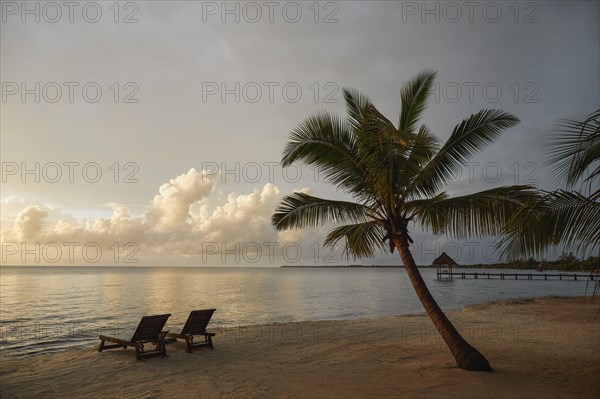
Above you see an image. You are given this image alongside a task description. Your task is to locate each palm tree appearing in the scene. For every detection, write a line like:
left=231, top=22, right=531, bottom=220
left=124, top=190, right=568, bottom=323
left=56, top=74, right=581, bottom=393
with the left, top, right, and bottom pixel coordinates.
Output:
left=271, top=70, right=540, bottom=371
left=499, top=109, right=600, bottom=259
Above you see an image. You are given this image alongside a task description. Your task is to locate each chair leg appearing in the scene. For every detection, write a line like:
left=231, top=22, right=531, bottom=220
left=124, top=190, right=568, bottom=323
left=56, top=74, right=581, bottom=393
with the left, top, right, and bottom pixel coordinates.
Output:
left=156, top=337, right=167, bottom=357
left=98, top=340, right=105, bottom=352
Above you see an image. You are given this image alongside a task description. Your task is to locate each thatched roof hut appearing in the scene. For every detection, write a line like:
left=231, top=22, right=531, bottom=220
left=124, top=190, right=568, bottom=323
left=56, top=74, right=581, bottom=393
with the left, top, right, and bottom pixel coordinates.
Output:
left=432, top=252, right=458, bottom=266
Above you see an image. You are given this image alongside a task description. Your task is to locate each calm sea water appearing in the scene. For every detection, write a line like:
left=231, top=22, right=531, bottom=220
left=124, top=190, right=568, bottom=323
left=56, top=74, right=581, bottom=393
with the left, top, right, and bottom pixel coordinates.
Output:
left=0, top=266, right=592, bottom=358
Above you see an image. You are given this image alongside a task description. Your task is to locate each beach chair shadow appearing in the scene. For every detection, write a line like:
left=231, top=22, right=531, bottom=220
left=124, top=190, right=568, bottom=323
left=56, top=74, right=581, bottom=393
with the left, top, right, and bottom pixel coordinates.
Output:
left=98, top=314, right=171, bottom=361
left=166, top=309, right=216, bottom=353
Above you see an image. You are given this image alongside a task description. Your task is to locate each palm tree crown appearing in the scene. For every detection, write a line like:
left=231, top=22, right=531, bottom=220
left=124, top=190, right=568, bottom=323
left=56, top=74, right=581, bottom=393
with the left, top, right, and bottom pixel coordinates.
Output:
left=273, top=70, right=538, bottom=259
left=272, top=70, right=541, bottom=371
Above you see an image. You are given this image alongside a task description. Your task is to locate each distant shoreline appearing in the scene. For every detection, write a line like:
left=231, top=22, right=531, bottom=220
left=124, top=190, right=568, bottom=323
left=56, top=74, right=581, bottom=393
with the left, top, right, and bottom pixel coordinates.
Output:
left=281, top=265, right=405, bottom=268
left=282, top=257, right=599, bottom=272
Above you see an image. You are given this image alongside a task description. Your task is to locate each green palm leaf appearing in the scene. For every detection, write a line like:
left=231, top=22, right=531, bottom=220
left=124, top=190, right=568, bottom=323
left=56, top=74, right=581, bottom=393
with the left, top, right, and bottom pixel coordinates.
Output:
left=281, top=112, right=377, bottom=201
left=357, top=103, right=410, bottom=200
left=397, top=125, right=440, bottom=199
left=409, top=110, right=520, bottom=198
left=547, top=190, right=600, bottom=252
left=272, top=192, right=371, bottom=231
left=500, top=109, right=600, bottom=259
left=343, top=88, right=371, bottom=129
left=499, top=190, right=600, bottom=259
left=324, top=221, right=387, bottom=259
left=399, top=70, right=437, bottom=134
left=547, top=109, right=599, bottom=190
left=410, top=185, right=540, bottom=239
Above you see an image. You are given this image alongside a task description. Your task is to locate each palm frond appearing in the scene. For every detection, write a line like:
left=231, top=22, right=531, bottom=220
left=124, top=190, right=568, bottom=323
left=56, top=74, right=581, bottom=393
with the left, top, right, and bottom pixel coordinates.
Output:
left=409, top=109, right=520, bottom=198
left=547, top=109, right=600, bottom=190
left=548, top=191, right=600, bottom=252
left=411, top=185, right=541, bottom=239
left=398, top=125, right=440, bottom=199
left=496, top=195, right=554, bottom=260
left=399, top=70, right=437, bottom=134
left=404, top=192, right=448, bottom=218
left=343, top=88, right=371, bottom=129
left=499, top=190, right=600, bottom=259
left=272, top=192, right=371, bottom=231
left=281, top=112, right=376, bottom=201
left=323, top=221, right=386, bottom=259
left=357, top=103, right=410, bottom=201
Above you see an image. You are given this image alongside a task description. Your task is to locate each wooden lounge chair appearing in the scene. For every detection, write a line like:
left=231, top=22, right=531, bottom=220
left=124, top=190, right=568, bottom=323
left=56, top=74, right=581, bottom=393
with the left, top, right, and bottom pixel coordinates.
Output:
left=98, top=314, right=171, bottom=361
left=166, top=309, right=216, bottom=353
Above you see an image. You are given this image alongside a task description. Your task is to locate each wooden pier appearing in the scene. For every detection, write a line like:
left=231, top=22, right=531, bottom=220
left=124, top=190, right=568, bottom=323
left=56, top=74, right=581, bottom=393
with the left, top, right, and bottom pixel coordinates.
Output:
left=436, top=270, right=597, bottom=281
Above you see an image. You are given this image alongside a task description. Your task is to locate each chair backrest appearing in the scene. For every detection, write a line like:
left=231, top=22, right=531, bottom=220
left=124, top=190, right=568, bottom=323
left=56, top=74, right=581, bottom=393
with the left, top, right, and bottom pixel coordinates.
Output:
left=181, top=309, right=216, bottom=335
left=130, top=314, right=171, bottom=343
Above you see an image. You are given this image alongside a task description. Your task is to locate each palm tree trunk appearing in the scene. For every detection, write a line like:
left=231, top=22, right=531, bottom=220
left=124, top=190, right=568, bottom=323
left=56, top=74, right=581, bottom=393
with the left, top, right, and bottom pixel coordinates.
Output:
left=393, top=237, right=493, bottom=371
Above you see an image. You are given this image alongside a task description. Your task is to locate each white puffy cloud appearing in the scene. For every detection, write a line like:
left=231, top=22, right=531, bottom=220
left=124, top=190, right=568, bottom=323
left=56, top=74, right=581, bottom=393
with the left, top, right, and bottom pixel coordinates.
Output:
left=146, top=168, right=215, bottom=232
left=194, top=183, right=280, bottom=243
left=13, top=205, right=48, bottom=240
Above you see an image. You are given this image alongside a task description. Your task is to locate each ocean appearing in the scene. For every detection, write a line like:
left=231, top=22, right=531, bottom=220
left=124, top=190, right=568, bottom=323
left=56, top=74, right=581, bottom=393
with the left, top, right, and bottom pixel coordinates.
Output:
left=0, top=266, right=591, bottom=358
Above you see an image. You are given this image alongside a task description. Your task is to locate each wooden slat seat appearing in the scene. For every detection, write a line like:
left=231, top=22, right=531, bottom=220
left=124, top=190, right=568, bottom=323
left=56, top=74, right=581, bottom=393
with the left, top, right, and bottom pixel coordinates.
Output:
left=166, top=309, right=216, bottom=353
left=98, top=314, right=171, bottom=361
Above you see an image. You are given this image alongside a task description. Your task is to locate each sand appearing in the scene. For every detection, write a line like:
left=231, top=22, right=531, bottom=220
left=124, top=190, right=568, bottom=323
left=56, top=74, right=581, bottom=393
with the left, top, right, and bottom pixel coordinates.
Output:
left=1, top=296, right=598, bottom=399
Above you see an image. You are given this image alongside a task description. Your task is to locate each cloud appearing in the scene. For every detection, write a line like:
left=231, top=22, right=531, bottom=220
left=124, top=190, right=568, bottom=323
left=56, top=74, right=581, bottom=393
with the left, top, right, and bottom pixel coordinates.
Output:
left=145, top=168, right=215, bottom=232
left=1, top=169, right=316, bottom=265
left=194, top=182, right=280, bottom=243
left=13, top=205, right=48, bottom=240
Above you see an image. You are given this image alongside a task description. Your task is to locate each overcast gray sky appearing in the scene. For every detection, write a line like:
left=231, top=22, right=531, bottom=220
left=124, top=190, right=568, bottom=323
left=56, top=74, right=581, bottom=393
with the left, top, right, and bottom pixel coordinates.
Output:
left=1, top=0, right=598, bottom=266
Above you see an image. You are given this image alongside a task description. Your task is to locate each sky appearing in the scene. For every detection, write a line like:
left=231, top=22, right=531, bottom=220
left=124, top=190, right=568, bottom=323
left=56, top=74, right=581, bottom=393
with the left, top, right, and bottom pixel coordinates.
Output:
left=1, top=0, right=599, bottom=266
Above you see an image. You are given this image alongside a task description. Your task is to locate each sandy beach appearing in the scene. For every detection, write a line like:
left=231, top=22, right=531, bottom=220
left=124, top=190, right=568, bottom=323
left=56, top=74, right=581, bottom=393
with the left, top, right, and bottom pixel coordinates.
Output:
left=1, top=296, right=598, bottom=399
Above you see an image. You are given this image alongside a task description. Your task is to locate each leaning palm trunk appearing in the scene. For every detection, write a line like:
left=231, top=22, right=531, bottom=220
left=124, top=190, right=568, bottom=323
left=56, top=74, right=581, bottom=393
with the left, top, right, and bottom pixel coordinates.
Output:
left=394, top=237, right=492, bottom=371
